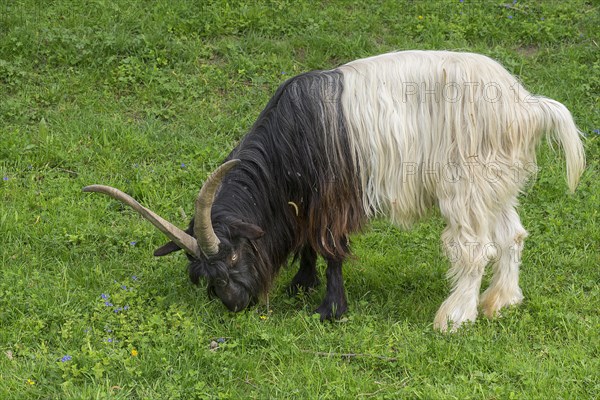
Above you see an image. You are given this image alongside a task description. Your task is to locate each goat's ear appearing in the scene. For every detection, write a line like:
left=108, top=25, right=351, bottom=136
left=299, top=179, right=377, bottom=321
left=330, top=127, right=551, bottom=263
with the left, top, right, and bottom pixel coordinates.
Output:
left=230, top=219, right=265, bottom=240
left=154, top=241, right=182, bottom=256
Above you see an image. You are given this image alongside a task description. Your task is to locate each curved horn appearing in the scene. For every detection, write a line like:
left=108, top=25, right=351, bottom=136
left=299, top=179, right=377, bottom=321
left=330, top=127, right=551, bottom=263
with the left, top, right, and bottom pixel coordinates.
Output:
left=83, top=185, right=200, bottom=258
left=195, top=159, right=241, bottom=256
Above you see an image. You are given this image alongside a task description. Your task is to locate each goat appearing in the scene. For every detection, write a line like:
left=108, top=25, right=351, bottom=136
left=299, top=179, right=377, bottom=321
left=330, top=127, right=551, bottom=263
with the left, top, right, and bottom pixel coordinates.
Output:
left=84, top=50, right=585, bottom=331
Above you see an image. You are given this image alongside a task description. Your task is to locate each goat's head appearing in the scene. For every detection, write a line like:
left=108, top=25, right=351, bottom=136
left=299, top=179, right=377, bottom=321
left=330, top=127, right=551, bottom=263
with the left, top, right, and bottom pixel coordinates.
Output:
left=84, top=159, right=265, bottom=313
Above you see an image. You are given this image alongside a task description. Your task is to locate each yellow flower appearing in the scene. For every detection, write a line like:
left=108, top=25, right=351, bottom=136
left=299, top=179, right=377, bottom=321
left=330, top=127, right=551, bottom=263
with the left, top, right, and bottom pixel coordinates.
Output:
left=26, top=379, right=35, bottom=385
left=259, top=315, right=268, bottom=320
left=131, top=349, right=138, bottom=357
left=418, top=15, right=424, bottom=20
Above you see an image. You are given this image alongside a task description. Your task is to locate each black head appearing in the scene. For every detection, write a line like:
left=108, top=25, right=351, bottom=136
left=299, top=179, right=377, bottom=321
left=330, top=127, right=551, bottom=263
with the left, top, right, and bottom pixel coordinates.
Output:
left=155, top=217, right=265, bottom=312
left=85, top=159, right=267, bottom=313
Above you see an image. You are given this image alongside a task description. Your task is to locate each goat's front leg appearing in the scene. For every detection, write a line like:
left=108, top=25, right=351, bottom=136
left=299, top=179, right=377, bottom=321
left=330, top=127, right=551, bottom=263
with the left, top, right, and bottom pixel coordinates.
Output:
left=315, top=257, right=348, bottom=320
left=288, top=246, right=320, bottom=296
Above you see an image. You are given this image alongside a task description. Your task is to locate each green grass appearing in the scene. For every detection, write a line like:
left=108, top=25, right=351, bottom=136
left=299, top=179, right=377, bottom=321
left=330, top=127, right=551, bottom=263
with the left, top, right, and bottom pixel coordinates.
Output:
left=1, top=0, right=598, bottom=398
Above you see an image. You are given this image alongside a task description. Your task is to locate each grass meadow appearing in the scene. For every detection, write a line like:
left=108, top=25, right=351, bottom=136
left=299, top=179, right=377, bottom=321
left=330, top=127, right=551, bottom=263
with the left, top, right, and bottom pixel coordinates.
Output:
left=1, top=0, right=598, bottom=398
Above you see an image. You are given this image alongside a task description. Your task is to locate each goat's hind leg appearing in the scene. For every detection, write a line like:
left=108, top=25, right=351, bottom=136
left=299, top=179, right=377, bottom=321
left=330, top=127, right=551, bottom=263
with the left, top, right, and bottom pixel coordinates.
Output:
left=288, top=246, right=320, bottom=296
left=480, top=207, right=527, bottom=318
left=434, top=226, right=490, bottom=332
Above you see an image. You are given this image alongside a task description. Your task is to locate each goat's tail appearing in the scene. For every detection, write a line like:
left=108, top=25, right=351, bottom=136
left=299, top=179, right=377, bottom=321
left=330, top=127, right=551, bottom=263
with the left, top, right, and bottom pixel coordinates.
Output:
left=537, top=98, right=586, bottom=192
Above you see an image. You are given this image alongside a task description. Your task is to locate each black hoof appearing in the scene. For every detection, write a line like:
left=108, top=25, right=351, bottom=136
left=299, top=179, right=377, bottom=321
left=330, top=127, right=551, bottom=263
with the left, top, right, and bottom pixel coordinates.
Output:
left=315, top=299, right=347, bottom=321
left=288, top=276, right=320, bottom=297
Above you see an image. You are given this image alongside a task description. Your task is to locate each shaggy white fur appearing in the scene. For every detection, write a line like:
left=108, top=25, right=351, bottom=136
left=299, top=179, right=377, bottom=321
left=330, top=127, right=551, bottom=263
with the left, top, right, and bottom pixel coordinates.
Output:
left=338, top=50, right=585, bottom=331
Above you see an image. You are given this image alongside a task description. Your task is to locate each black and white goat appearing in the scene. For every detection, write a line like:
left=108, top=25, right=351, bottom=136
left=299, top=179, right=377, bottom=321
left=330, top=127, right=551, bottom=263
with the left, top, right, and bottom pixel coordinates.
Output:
left=85, top=50, right=585, bottom=331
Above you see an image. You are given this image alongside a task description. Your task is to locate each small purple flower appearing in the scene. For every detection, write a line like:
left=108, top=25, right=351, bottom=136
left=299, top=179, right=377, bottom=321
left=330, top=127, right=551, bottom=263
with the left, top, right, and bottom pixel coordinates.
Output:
left=104, top=301, right=113, bottom=307
left=101, top=293, right=109, bottom=300
left=130, top=241, right=137, bottom=246
left=114, top=307, right=123, bottom=313
left=593, top=129, right=600, bottom=135
left=540, top=17, right=545, bottom=21
left=180, top=163, right=186, bottom=168
left=60, top=355, right=72, bottom=362
left=281, top=71, right=286, bottom=75
left=3, top=177, right=8, bottom=181
left=121, top=285, right=127, bottom=290
left=124, top=305, right=130, bottom=310
left=132, top=275, right=138, bottom=281
left=508, top=15, right=513, bottom=19
left=217, top=337, right=226, bottom=343
left=107, top=338, right=113, bottom=343
left=459, top=0, right=463, bottom=2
